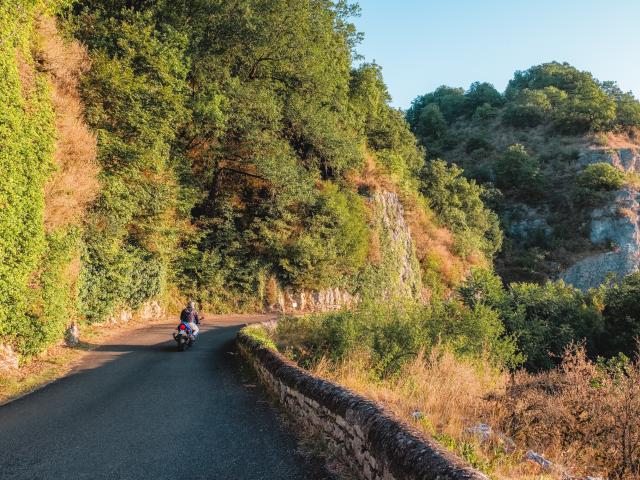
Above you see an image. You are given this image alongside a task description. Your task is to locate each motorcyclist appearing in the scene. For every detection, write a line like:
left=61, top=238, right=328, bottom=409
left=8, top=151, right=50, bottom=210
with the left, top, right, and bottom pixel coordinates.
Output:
left=180, top=301, right=200, bottom=337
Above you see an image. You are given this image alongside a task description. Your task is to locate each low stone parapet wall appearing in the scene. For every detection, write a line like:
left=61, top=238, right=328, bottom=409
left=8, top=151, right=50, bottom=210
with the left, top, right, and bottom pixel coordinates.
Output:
left=237, top=329, right=488, bottom=480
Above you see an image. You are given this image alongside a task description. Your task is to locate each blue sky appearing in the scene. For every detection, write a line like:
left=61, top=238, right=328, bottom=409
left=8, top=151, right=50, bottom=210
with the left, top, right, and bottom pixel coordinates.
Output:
left=352, top=0, right=640, bottom=108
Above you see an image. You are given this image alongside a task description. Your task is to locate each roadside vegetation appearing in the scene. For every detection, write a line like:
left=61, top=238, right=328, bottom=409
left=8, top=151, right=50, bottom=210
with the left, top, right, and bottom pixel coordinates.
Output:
left=2, top=0, right=498, bottom=365
left=252, top=270, right=640, bottom=478
left=4, top=2, right=640, bottom=478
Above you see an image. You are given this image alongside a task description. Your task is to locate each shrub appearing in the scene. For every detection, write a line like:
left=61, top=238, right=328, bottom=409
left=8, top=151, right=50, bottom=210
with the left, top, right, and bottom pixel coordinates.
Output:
left=577, top=162, right=624, bottom=191
left=601, top=272, right=640, bottom=357
left=494, top=144, right=546, bottom=200
left=273, top=300, right=521, bottom=378
left=492, top=345, right=640, bottom=479
left=464, top=136, right=493, bottom=154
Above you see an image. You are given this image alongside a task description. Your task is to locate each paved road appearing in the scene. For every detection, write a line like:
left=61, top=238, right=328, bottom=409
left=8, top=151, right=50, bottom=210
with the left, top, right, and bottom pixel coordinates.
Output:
left=0, top=316, right=330, bottom=480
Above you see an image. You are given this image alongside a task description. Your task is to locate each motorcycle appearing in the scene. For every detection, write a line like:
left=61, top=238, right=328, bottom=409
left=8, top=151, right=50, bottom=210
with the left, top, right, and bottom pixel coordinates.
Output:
left=173, top=321, right=197, bottom=351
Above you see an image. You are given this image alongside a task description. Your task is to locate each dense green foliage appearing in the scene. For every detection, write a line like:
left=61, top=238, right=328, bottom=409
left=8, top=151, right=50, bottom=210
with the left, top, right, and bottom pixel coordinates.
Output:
left=577, top=162, right=625, bottom=191
left=459, top=268, right=608, bottom=371
left=69, top=6, right=190, bottom=320
left=274, top=300, right=522, bottom=378
left=64, top=0, right=493, bottom=317
left=407, top=62, right=640, bottom=284
left=4, top=0, right=500, bottom=359
left=4, top=2, right=639, bottom=376
left=61, top=0, right=410, bottom=315
left=0, top=0, right=81, bottom=357
left=420, top=160, right=501, bottom=257
left=601, top=272, right=640, bottom=358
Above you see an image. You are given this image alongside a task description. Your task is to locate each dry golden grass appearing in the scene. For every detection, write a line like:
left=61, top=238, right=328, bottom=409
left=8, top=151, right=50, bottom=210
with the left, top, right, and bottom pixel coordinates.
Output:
left=596, top=130, right=640, bottom=150
left=302, top=342, right=640, bottom=479
left=35, top=16, right=99, bottom=231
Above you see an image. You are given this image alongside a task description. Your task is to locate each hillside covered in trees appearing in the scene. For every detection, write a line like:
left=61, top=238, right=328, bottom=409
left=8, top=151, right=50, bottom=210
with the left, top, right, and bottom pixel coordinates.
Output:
left=1, top=0, right=500, bottom=361
left=4, top=1, right=640, bottom=477
left=4, top=0, right=640, bottom=374
left=407, top=62, right=640, bottom=284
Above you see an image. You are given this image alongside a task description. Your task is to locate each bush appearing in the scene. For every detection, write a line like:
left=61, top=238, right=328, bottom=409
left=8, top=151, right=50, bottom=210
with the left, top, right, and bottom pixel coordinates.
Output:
left=494, top=144, right=546, bottom=200
left=273, top=300, right=522, bottom=378
left=601, top=272, right=640, bottom=357
left=492, top=346, right=640, bottom=479
left=577, top=162, right=625, bottom=191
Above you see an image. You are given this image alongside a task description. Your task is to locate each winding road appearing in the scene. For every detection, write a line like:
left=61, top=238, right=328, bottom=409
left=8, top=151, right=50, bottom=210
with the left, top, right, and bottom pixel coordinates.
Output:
left=0, top=316, right=330, bottom=480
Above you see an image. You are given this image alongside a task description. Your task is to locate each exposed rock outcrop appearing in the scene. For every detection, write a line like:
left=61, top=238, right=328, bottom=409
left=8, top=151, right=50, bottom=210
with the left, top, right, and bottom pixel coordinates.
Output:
left=561, top=187, right=640, bottom=289
left=0, top=344, right=19, bottom=373
left=271, top=190, right=422, bottom=313
left=560, top=146, right=640, bottom=289
left=139, top=300, right=163, bottom=321
left=504, top=204, right=552, bottom=239
left=579, top=148, right=640, bottom=173
left=370, top=191, right=422, bottom=299
left=275, top=287, right=358, bottom=313
left=106, top=300, right=163, bottom=324
left=64, top=323, right=79, bottom=347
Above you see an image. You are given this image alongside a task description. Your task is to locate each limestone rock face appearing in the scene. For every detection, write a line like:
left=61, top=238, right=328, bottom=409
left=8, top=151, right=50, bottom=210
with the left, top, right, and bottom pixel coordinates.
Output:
left=579, top=147, right=640, bottom=173
left=271, top=190, right=422, bottom=313
left=139, top=300, right=163, bottom=321
left=64, top=323, right=80, bottom=347
left=560, top=146, right=640, bottom=289
left=504, top=204, right=552, bottom=240
left=371, top=191, right=422, bottom=299
left=561, top=187, right=640, bottom=289
left=0, top=344, right=19, bottom=373
left=107, top=308, right=132, bottom=324
left=276, top=287, right=358, bottom=313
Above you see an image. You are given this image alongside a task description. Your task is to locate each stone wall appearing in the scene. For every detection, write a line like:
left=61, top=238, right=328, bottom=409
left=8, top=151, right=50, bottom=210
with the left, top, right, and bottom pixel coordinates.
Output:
left=237, top=330, right=488, bottom=480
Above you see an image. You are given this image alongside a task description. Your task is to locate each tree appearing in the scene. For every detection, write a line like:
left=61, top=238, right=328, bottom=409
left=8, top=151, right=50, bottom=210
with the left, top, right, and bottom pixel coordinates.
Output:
left=503, top=89, right=552, bottom=127
left=501, top=281, right=603, bottom=371
left=406, top=85, right=466, bottom=127
left=465, top=81, right=504, bottom=115
left=421, top=160, right=503, bottom=257
left=416, top=104, right=447, bottom=142
left=601, top=272, right=640, bottom=357
left=494, top=144, right=545, bottom=199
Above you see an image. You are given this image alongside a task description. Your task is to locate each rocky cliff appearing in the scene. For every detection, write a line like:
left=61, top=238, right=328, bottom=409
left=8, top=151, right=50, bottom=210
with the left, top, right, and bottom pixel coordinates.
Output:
left=561, top=148, right=640, bottom=289
left=272, top=190, right=422, bottom=313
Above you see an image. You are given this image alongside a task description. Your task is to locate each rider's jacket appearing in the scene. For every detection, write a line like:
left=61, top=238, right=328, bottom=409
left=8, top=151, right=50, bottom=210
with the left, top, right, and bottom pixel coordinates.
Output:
left=180, top=307, right=200, bottom=325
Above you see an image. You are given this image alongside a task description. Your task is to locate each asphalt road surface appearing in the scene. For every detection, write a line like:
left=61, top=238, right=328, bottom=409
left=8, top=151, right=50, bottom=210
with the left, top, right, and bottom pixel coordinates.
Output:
left=0, top=316, right=331, bottom=480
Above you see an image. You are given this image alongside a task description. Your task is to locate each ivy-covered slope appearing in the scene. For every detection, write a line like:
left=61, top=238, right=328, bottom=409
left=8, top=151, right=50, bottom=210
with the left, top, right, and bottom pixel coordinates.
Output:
left=0, top=0, right=91, bottom=358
